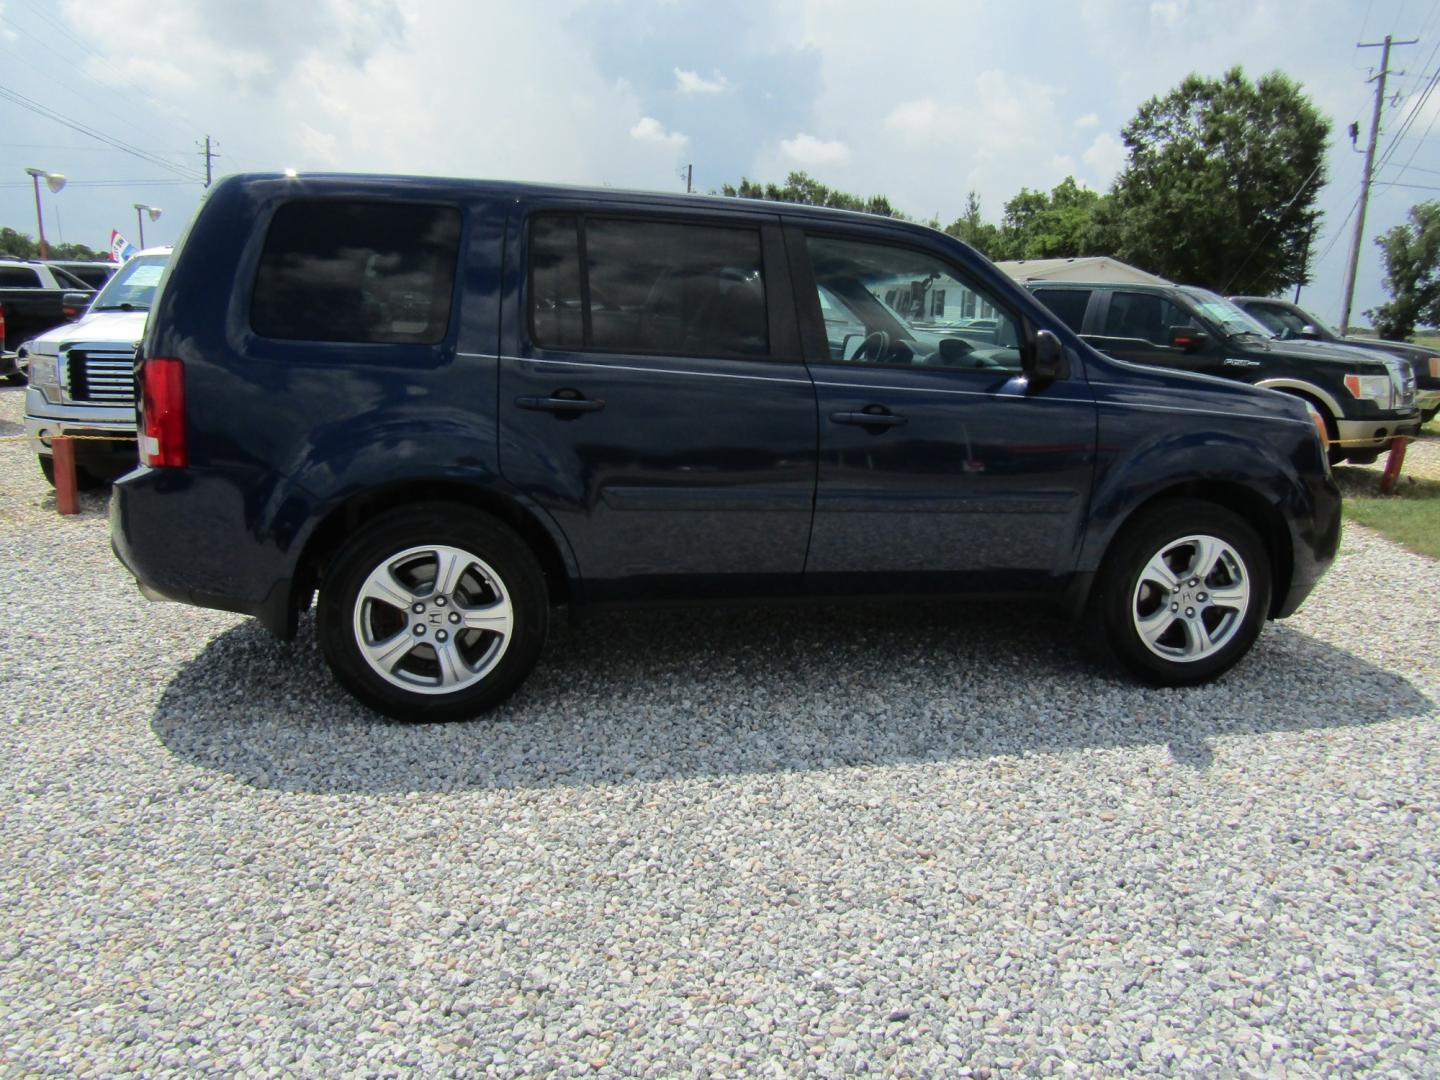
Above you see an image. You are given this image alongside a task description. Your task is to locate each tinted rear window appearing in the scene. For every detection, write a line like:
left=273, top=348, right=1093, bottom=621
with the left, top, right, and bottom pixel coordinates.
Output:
left=0, top=266, right=40, bottom=287
left=1030, top=288, right=1089, bottom=333
left=529, top=215, right=768, bottom=358
left=251, top=201, right=461, bottom=344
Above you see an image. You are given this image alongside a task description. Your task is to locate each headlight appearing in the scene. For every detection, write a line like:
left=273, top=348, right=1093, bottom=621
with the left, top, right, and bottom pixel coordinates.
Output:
left=27, top=350, right=60, bottom=393
left=1429, top=356, right=1439, bottom=379
left=1344, top=372, right=1393, bottom=408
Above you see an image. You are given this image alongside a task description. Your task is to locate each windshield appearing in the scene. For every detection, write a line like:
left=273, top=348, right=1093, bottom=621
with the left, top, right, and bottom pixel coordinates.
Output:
left=91, top=253, right=168, bottom=311
left=1181, top=287, right=1276, bottom=338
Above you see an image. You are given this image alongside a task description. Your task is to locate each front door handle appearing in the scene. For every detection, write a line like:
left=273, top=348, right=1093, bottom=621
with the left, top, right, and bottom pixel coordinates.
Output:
left=829, top=407, right=906, bottom=429
left=516, top=393, right=606, bottom=414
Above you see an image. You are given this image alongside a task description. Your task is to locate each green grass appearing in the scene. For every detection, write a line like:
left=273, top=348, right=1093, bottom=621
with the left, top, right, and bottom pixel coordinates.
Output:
left=1336, top=416, right=1440, bottom=560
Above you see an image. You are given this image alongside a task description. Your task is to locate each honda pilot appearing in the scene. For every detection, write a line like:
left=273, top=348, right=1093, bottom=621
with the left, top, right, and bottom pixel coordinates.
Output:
left=111, top=175, right=1341, bottom=720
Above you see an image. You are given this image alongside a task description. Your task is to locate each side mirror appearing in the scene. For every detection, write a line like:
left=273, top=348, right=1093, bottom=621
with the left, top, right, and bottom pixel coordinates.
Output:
left=61, top=291, right=91, bottom=320
left=1168, top=326, right=1209, bottom=353
left=1299, top=324, right=1322, bottom=340
left=1024, top=328, right=1066, bottom=382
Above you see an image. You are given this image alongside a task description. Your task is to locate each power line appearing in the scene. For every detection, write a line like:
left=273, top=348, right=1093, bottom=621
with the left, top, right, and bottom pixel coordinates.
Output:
left=0, top=82, right=205, bottom=181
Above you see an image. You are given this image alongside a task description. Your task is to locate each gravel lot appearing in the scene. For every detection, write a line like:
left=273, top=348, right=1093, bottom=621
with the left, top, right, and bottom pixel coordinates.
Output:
left=2, top=385, right=1438, bottom=1077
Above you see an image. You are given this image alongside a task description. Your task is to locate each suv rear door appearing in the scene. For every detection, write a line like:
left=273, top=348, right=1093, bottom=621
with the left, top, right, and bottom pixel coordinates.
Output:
left=789, top=221, right=1096, bottom=593
left=497, top=202, right=817, bottom=602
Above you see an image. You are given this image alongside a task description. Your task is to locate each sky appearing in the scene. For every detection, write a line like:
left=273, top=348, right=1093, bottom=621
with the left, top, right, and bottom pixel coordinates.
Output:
left=1, top=0, right=1437, bottom=328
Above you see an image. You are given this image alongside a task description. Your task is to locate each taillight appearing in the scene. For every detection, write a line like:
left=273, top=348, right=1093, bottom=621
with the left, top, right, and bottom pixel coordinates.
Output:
left=1429, top=356, right=1440, bottom=379
left=140, top=357, right=187, bottom=468
left=0, top=302, right=6, bottom=345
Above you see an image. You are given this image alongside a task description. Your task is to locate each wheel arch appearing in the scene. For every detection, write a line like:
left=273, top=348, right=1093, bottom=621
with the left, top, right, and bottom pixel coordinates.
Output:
left=1255, top=378, right=1342, bottom=434
left=289, top=480, right=577, bottom=633
left=1086, top=480, right=1293, bottom=620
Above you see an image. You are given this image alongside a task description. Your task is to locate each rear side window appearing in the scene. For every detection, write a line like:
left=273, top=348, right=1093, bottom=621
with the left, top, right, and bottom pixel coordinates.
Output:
left=529, top=215, right=768, bottom=358
left=1031, top=288, right=1090, bottom=333
left=252, top=201, right=461, bottom=344
left=49, top=266, right=89, bottom=290
left=0, top=266, right=40, bottom=287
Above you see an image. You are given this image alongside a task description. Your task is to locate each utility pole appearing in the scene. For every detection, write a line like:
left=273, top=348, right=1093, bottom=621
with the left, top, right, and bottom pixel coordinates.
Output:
left=1339, top=34, right=1417, bottom=333
left=199, top=135, right=219, bottom=188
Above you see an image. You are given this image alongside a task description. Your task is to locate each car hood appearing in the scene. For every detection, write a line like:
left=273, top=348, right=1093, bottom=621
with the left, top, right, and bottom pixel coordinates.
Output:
left=24, top=309, right=149, bottom=353
left=1339, top=335, right=1435, bottom=362
left=1244, top=335, right=1396, bottom=370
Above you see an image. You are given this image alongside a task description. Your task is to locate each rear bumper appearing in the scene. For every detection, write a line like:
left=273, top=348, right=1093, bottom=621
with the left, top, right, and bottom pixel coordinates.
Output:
left=110, top=466, right=298, bottom=637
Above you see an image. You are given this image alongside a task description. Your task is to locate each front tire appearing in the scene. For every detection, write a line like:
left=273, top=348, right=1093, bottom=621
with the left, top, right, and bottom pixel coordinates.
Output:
left=1091, top=499, right=1271, bottom=686
left=317, top=504, right=549, bottom=721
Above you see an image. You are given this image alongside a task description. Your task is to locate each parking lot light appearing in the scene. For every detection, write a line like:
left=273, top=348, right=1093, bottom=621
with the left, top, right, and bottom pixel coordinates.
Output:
left=24, top=167, right=66, bottom=260
left=133, top=204, right=162, bottom=249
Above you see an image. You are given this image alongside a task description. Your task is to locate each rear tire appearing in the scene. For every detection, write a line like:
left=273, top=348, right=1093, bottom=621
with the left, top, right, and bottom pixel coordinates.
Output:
left=1423, top=406, right=1438, bottom=424
left=317, top=504, right=549, bottom=721
left=1090, top=499, right=1271, bottom=686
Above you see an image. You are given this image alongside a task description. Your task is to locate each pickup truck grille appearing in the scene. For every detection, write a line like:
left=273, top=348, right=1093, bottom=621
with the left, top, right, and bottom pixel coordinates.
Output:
left=64, top=347, right=136, bottom=405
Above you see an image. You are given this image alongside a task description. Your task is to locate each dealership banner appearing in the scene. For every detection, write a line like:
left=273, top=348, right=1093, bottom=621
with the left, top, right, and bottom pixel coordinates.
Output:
left=110, top=230, right=137, bottom=263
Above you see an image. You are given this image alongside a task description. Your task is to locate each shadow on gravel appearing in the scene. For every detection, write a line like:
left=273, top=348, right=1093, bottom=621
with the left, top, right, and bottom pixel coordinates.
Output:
left=150, top=603, right=1435, bottom=794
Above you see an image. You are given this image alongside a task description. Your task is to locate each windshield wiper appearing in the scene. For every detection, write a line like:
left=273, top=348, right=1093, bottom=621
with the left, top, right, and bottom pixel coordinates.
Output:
left=92, top=302, right=150, bottom=312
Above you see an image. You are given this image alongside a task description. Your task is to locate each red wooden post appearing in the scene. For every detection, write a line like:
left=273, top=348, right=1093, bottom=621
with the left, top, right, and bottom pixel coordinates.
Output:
left=52, top=437, right=79, bottom=515
left=1379, top=436, right=1408, bottom=495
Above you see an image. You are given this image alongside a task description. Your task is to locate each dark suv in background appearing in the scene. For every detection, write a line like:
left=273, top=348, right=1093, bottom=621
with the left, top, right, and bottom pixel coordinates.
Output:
left=1026, top=281, right=1420, bottom=464
left=111, top=175, right=1340, bottom=720
left=1230, top=295, right=1440, bottom=424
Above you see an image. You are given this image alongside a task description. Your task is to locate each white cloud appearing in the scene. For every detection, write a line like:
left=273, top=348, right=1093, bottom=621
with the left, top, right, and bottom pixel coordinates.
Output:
left=779, top=132, right=850, bottom=166
left=674, top=67, right=733, bottom=94
left=1081, top=131, right=1127, bottom=184
left=629, top=116, right=688, bottom=150
left=1150, top=0, right=1188, bottom=27
left=884, top=71, right=1060, bottom=160
left=1074, top=112, right=1099, bottom=129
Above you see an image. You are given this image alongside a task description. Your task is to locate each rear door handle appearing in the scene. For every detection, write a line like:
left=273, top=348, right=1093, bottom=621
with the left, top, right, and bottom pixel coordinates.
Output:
left=516, top=394, right=606, bottom=414
left=829, top=408, right=906, bottom=428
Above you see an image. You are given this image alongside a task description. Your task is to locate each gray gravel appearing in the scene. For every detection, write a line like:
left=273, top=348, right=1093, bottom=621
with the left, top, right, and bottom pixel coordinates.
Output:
left=2, top=384, right=1438, bottom=1077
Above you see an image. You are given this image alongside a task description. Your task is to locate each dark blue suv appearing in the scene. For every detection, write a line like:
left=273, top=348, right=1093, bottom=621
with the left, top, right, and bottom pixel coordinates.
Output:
left=111, top=174, right=1341, bottom=720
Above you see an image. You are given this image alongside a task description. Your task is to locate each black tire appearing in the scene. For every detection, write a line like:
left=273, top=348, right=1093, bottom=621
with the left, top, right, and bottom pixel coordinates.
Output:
left=317, top=504, right=549, bottom=721
left=1345, top=450, right=1380, bottom=466
left=37, top=454, right=108, bottom=491
left=3, top=370, right=25, bottom=386
left=1089, top=499, right=1272, bottom=686
left=1423, top=406, right=1438, bottom=425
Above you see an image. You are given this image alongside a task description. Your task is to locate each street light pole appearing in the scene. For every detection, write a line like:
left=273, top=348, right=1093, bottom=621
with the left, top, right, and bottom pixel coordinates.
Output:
left=133, top=204, right=162, bottom=249
left=24, top=167, right=66, bottom=259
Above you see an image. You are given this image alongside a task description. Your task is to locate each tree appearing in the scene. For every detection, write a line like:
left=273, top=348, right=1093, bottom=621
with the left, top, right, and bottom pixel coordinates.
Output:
left=943, top=191, right=1002, bottom=257
left=720, top=171, right=901, bottom=218
left=1365, top=201, right=1440, bottom=339
left=1108, top=67, right=1329, bottom=294
left=0, top=227, right=39, bottom=260
left=0, top=228, right=104, bottom=261
left=994, top=177, right=1110, bottom=260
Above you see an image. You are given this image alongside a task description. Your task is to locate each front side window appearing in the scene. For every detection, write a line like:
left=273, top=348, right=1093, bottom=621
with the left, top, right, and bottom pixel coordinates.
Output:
left=1103, top=291, right=1193, bottom=346
left=252, top=201, right=462, bottom=344
left=528, top=215, right=768, bottom=358
left=1243, top=303, right=1310, bottom=339
left=804, top=235, right=1024, bottom=372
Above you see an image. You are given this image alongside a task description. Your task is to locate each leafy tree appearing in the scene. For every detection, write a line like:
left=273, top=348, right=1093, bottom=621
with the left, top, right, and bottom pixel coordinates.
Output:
left=720, top=171, right=901, bottom=218
left=1365, top=201, right=1440, bottom=339
left=944, top=191, right=1002, bottom=257
left=995, top=177, right=1110, bottom=260
left=0, top=228, right=104, bottom=261
left=0, top=227, right=39, bottom=259
left=1109, top=67, right=1329, bottom=294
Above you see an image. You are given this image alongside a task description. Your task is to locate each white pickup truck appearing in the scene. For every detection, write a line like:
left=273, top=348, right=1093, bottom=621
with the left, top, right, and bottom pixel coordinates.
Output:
left=22, top=248, right=170, bottom=487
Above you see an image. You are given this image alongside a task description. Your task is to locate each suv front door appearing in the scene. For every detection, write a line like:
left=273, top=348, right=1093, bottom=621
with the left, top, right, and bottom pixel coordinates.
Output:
left=498, top=206, right=817, bottom=602
left=790, top=224, right=1097, bottom=593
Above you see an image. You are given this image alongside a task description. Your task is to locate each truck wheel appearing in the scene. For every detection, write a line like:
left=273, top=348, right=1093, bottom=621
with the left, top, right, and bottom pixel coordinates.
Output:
left=1423, top=406, right=1438, bottom=424
left=1091, top=499, right=1271, bottom=686
left=317, top=504, right=550, bottom=721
